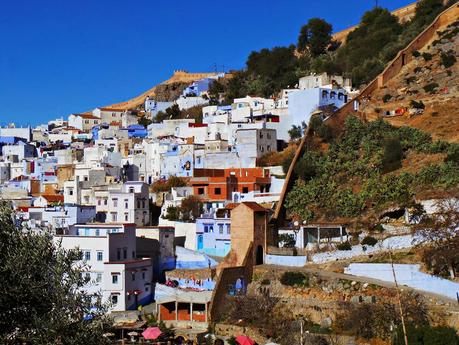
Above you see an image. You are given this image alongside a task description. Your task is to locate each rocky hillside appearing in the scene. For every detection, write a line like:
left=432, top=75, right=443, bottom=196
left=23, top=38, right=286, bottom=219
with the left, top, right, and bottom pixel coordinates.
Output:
left=101, top=70, right=221, bottom=111
left=363, top=19, right=459, bottom=142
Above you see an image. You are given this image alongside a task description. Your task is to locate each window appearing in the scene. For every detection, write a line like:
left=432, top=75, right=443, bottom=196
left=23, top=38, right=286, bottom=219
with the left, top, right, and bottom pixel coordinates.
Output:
left=112, top=198, right=118, bottom=207
left=242, top=187, right=249, bottom=193
left=226, top=224, right=231, bottom=234
left=123, top=248, right=127, bottom=260
left=124, top=199, right=129, bottom=208
left=267, top=145, right=271, bottom=152
left=215, top=187, right=221, bottom=195
left=84, top=250, right=91, bottom=261
left=198, top=188, right=205, bottom=195
left=97, top=199, right=101, bottom=206
left=209, top=226, right=214, bottom=233
left=68, top=189, right=74, bottom=196
left=97, top=251, right=103, bottom=261
left=142, top=200, right=145, bottom=208
left=96, top=273, right=102, bottom=283
left=132, top=251, right=135, bottom=259
left=204, top=225, right=209, bottom=233
left=104, top=199, right=108, bottom=206
left=117, top=248, right=121, bottom=260
left=129, top=187, right=134, bottom=193
left=111, top=212, right=117, bottom=222
left=112, top=275, right=119, bottom=284
left=137, top=200, right=141, bottom=208
left=95, top=229, right=100, bottom=236
left=85, top=272, right=90, bottom=280
left=111, top=295, right=118, bottom=305
left=142, top=272, right=145, bottom=280
left=124, top=213, right=129, bottom=222
left=218, top=224, right=223, bottom=234
left=131, top=272, right=135, bottom=281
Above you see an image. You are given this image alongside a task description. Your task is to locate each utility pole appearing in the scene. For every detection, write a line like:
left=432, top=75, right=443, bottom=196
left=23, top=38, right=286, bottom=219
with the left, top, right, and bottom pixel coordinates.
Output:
left=389, top=250, right=409, bottom=345
left=300, top=318, right=304, bottom=345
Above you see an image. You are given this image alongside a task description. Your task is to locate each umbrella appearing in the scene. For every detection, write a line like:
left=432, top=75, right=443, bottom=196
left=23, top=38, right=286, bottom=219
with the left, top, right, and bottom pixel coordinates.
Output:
left=142, top=327, right=162, bottom=340
left=236, top=335, right=256, bottom=345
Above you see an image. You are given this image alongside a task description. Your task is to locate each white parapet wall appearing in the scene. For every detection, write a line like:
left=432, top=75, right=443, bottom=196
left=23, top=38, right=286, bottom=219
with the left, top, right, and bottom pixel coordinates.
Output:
left=345, top=263, right=459, bottom=300
left=265, top=254, right=308, bottom=267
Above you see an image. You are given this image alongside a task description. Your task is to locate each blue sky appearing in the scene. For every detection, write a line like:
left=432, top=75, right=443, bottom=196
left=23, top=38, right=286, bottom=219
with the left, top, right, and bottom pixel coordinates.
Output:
left=0, top=0, right=413, bottom=126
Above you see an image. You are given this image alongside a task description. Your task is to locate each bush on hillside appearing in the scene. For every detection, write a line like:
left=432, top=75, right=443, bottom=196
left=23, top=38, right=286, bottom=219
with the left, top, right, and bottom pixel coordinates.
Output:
left=382, top=94, right=392, bottom=103
left=381, top=137, right=403, bottom=173
left=440, top=51, right=457, bottom=68
left=361, top=236, right=378, bottom=246
left=337, top=242, right=352, bottom=251
left=392, top=322, right=459, bottom=345
left=421, top=52, right=433, bottom=61
left=423, top=82, right=439, bottom=93
left=280, top=271, right=309, bottom=287
left=410, top=100, right=425, bottom=109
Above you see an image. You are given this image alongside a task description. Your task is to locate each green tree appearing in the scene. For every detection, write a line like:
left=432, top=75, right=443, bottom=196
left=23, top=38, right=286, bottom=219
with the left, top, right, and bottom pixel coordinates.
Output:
left=297, top=18, right=333, bottom=56
left=180, top=195, right=204, bottom=222
left=0, top=201, right=111, bottom=344
left=336, top=7, right=402, bottom=85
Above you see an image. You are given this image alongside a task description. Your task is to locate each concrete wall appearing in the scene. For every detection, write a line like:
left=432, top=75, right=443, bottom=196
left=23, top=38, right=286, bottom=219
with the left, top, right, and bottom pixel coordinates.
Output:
left=265, top=254, right=308, bottom=267
left=345, top=263, right=459, bottom=300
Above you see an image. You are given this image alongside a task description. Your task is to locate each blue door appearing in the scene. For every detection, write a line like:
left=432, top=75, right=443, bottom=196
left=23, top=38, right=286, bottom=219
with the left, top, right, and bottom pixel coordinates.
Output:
left=224, top=242, right=231, bottom=255
left=197, top=235, right=204, bottom=250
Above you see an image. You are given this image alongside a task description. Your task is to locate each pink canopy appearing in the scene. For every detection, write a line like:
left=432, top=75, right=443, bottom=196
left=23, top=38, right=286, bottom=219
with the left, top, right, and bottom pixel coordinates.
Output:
left=236, top=335, right=256, bottom=345
left=142, top=327, right=162, bottom=340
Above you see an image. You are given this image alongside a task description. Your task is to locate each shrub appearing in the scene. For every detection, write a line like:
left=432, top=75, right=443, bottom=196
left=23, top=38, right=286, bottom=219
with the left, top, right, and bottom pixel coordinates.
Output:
left=280, top=271, right=309, bottom=287
left=410, top=100, right=425, bottom=109
left=382, top=94, right=392, bottom=103
left=411, top=50, right=420, bottom=57
left=445, top=145, right=459, bottom=164
left=382, top=137, right=403, bottom=173
left=422, top=52, right=433, bottom=61
left=260, top=278, right=271, bottom=285
left=361, top=236, right=378, bottom=246
left=337, top=242, right=352, bottom=251
left=374, top=224, right=385, bottom=232
left=423, top=82, right=439, bottom=94
left=405, top=76, right=416, bottom=84
left=392, top=323, right=459, bottom=345
left=440, top=51, right=457, bottom=68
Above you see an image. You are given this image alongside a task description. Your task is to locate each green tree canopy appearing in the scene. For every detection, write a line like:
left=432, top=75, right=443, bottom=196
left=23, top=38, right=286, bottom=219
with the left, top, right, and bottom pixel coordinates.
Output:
left=297, top=18, right=333, bottom=56
left=0, top=202, right=111, bottom=344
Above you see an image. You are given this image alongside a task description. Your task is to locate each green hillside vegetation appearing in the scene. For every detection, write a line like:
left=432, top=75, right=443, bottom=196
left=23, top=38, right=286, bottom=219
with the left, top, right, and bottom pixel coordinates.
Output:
left=208, top=0, right=457, bottom=101
left=284, top=116, right=459, bottom=223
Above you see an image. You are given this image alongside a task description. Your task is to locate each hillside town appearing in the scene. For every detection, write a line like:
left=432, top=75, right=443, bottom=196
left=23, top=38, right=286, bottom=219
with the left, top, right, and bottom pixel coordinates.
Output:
left=1, top=1, right=459, bottom=345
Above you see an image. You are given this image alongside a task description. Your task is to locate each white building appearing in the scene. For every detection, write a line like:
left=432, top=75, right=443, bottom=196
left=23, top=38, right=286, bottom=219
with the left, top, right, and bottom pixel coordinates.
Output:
left=299, top=73, right=353, bottom=93
left=235, top=127, right=277, bottom=160
left=0, top=126, right=32, bottom=142
left=68, top=114, right=101, bottom=132
left=55, top=223, right=153, bottom=311
left=95, top=181, right=150, bottom=226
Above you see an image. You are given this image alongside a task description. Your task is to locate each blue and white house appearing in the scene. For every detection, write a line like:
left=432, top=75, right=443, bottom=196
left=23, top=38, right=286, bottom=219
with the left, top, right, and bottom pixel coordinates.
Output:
left=195, top=208, right=231, bottom=257
left=288, top=87, right=348, bottom=127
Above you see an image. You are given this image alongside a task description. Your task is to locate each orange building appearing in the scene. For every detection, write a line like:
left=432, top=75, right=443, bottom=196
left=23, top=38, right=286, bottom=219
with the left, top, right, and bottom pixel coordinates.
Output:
left=189, top=168, right=271, bottom=202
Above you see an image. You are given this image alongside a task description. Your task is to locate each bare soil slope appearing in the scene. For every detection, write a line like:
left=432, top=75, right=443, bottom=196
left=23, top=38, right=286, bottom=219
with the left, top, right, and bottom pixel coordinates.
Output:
left=362, top=19, right=459, bottom=142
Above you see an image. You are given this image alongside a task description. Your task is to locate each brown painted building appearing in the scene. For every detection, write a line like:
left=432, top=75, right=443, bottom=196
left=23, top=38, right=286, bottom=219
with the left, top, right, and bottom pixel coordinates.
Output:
left=190, top=168, right=271, bottom=202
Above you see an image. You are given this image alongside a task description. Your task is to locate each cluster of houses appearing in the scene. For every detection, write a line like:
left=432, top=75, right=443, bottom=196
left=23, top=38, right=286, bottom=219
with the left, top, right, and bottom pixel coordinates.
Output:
left=0, top=71, right=352, bottom=317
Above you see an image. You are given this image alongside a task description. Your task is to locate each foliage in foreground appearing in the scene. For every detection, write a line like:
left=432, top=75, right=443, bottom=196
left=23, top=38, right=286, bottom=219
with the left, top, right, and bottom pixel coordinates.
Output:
left=0, top=202, right=111, bottom=344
